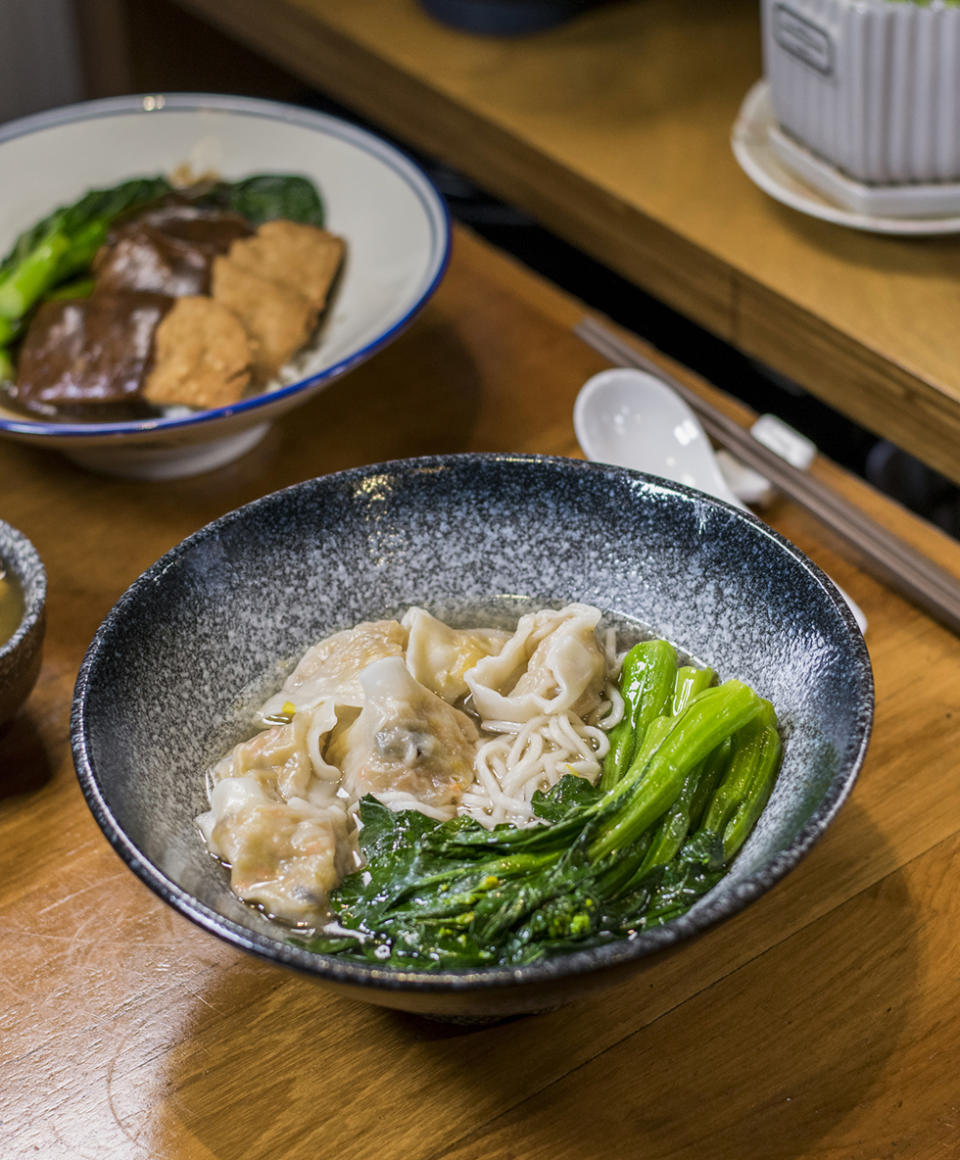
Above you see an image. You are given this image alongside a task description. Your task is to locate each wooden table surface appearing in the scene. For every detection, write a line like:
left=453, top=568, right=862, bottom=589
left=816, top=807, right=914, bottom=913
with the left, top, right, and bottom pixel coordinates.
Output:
left=127, top=0, right=960, bottom=489
left=2, top=227, right=960, bottom=1159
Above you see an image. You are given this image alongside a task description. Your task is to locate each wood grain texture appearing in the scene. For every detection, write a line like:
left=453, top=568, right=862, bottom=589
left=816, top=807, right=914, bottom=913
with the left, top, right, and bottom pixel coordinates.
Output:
left=1, top=227, right=959, bottom=1159
left=157, top=0, right=960, bottom=487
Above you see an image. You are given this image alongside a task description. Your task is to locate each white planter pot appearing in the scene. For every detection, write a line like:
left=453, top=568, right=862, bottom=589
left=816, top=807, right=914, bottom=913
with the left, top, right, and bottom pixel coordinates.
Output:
left=762, top=0, right=960, bottom=185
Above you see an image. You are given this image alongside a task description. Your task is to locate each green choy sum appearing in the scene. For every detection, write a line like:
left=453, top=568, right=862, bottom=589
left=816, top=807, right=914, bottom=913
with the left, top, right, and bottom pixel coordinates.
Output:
left=294, top=642, right=782, bottom=970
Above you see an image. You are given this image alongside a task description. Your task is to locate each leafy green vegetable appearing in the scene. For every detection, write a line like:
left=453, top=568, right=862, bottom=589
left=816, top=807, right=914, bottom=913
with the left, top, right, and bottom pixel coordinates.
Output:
left=0, top=176, right=173, bottom=377
left=701, top=704, right=781, bottom=861
left=292, top=651, right=782, bottom=971
left=530, top=772, right=603, bottom=823
left=600, top=639, right=677, bottom=790
left=194, top=174, right=325, bottom=227
left=0, top=176, right=173, bottom=322
left=671, top=663, right=716, bottom=715
left=0, top=171, right=327, bottom=384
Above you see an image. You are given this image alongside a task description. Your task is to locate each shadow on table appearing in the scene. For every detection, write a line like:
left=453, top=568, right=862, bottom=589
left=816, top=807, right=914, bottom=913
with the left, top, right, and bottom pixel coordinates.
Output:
left=154, top=804, right=914, bottom=1160
left=0, top=713, right=54, bottom=799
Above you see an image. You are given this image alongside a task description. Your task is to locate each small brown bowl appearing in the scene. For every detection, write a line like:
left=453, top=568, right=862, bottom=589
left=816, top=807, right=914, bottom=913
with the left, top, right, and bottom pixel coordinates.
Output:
left=0, top=519, right=46, bottom=727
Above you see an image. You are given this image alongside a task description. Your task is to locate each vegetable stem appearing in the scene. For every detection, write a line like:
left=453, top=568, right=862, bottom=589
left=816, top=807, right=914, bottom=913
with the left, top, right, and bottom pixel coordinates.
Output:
left=698, top=700, right=779, bottom=856
left=591, top=680, right=764, bottom=860
left=0, top=233, right=70, bottom=320
left=671, top=664, right=716, bottom=715
left=601, top=640, right=677, bottom=790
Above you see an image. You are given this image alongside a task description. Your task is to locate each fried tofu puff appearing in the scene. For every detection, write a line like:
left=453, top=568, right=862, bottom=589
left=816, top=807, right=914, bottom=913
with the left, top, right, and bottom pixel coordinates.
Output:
left=211, top=256, right=317, bottom=383
left=226, top=221, right=345, bottom=312
left=142, top=296, right=252, bottom=409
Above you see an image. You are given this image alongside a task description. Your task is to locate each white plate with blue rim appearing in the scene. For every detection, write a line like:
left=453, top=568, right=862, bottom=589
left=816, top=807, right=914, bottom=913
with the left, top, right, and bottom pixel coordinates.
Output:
left=0, top=93, right=450, bottom=479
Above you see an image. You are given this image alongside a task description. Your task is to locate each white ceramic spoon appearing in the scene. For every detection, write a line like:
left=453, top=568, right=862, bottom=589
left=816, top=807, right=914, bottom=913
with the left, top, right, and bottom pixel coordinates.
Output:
left=573, top=367, right=867, bottom=634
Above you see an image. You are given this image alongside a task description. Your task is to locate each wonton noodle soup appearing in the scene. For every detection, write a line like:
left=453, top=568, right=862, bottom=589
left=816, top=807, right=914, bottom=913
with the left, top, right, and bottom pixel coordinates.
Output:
left=197, top=603, right=624, bottom=928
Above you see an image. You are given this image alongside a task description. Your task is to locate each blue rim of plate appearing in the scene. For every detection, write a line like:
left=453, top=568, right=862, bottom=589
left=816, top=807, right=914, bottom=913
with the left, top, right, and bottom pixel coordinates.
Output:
left=0, top=93, right=451, bottom=440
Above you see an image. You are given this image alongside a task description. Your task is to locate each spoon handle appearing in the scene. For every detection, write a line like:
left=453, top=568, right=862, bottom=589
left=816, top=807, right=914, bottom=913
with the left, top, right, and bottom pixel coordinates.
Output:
left=575, top=315, right=960, bottom=639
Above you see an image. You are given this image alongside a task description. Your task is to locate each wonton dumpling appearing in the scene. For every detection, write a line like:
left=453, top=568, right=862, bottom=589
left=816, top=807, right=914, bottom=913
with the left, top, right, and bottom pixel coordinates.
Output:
left=258, top=619, right=407, bottom=721
left=199, top=773, right=352, bottom=924
left=327, top=656, right=479, bottom=813
left=402, top=606, right=510, bottom=704
left=464, top=603, right=606, bottom=724
left=211, top=703, right=340, bottom=799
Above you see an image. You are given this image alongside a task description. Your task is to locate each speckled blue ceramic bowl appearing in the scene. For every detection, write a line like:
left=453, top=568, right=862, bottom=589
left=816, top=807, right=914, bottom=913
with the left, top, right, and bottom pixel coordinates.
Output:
left=0, top=519, right=46, bottom=728
left=71, top=454, right=873, bottom=1018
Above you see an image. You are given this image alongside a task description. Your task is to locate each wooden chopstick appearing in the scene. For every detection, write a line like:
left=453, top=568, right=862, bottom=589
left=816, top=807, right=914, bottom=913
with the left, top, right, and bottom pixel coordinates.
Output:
left=574, top=314, right=960, bottom=637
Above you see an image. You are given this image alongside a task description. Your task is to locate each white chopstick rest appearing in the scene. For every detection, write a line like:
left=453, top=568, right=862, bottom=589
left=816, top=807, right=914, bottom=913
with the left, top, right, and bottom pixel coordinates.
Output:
left=751, top=414, right=817, bottom=471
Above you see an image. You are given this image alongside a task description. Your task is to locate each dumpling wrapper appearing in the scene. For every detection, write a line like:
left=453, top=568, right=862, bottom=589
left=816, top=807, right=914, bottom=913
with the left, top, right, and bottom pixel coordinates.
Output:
left=198, top=774, right=352, bottom=924
left=402, top=606, right=509, bottom=704
left=258, top=619, right=407, bottom=722
left=464, top=603, right=606, bottom=724
left=211, top=702, right=340, bottom=795
left=198, top=705, right=353, bottom=924
left=327, top=656, right=479, bottom=815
